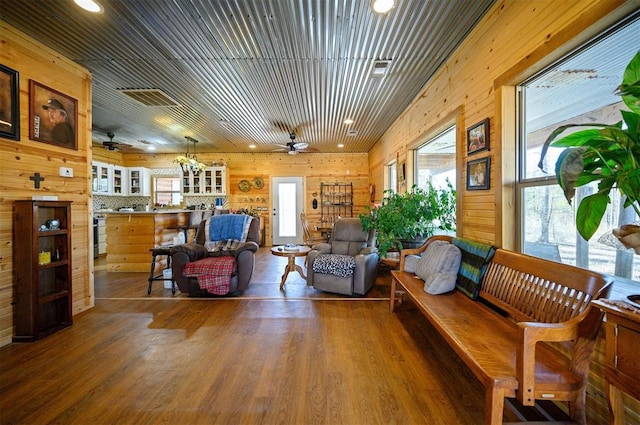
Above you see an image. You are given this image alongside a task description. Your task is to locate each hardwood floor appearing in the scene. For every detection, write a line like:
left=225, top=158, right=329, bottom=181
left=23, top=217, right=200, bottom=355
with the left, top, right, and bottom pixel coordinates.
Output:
left=1, top=248, right=552, bottom=424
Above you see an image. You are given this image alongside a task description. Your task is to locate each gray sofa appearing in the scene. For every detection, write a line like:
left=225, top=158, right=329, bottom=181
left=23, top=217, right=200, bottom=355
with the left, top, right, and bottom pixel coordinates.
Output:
left=170, top=215, right=259, bottom=296
left=306, top=218, right=378, bottom=296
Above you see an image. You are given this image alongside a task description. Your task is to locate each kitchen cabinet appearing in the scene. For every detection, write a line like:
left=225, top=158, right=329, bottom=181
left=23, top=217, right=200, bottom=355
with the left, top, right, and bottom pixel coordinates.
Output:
left=13, top=200, right=72, bottom=341
left=92, top=162, right=111, bottom=194
left=112, top=166, right=126, bottom=195
left=128, top=167, right=150, bottom=196
left=182, top=166, right=226, bottom=195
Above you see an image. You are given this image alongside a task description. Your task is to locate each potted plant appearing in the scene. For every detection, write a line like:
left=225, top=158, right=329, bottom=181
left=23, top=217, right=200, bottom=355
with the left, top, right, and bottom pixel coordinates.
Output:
left=359, top=180, right=456, bottom=257
left=538, top=51, right=640, bottom=251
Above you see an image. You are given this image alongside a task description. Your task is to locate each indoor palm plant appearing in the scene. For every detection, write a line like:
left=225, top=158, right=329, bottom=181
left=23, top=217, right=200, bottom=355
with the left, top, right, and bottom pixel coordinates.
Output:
left=539, top=51, right=640, bottom=251
left=359, top=180, right=456, bottom=257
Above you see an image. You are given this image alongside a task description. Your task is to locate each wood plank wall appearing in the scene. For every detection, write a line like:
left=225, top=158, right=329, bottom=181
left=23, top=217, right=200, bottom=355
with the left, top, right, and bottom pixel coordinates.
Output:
left=0, top=23, right=94, bottom=347
left=122, top=152, right=370, bottom=245
left=366, top=0, right=639, bottom=423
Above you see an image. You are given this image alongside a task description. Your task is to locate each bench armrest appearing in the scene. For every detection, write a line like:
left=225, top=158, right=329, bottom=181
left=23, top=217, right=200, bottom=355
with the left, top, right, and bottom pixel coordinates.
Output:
left=516, top=317, right=581, bottom=406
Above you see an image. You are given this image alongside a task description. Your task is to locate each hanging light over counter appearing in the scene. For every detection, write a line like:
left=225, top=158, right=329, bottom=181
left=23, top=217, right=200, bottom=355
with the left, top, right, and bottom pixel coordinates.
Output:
left=173, top=136, right=207, bottom=175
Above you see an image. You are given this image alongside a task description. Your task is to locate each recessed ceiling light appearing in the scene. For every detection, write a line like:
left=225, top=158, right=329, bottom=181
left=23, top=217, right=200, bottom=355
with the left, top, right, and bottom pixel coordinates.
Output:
left=146, top=146, right=156, bottom=151
left=249, top=144, right=256, bottom=149
left=371, top=0, right=394, bottom=14
left=74, top=0, right=104, bottom=13
left=343, top=118, right=354, bottom=125
left=338, top=143, right=345, bottom=148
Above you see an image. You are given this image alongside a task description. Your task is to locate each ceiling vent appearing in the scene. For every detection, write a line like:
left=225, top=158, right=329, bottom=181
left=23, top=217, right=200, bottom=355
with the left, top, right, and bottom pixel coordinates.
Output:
left=370, top=60, right=392, bottom=77
left=118, top=88, right=181, bottom=107
left=347, top=129, right=359, bottom=137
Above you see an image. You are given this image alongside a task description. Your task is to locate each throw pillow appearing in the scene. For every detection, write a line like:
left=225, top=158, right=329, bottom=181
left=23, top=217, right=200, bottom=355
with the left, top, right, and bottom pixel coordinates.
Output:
left=415, top=240, right=462, bottom=295
left=403, top=255, right=422, bottom=273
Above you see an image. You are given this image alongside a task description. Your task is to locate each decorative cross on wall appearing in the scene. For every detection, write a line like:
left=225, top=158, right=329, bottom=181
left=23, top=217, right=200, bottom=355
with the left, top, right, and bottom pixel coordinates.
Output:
left=30, top=172, right=45, bottom=189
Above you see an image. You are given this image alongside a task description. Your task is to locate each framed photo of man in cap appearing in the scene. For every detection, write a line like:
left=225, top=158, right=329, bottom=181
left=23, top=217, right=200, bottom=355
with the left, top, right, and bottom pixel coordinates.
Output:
left=29, top=80, right=77, bottom=150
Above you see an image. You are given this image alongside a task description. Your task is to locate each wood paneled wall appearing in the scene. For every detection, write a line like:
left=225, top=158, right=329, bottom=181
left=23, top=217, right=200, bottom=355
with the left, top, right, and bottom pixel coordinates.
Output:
left=0, top=23, right=94, bottom=346
left=368, top=0, right=635, bottom=246
left=365, top=0, right=639, bottom=422
left=122, top=152, right=370, bottom=244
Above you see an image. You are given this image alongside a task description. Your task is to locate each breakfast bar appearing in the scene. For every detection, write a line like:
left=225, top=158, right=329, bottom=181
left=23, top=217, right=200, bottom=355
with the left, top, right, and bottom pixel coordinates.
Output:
left=105, top=211, right=192, bottom=272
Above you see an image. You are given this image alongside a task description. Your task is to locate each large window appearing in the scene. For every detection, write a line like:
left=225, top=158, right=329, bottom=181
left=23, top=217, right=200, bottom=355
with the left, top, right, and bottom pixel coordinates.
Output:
left=517, top=16, right=639, bottom=281
left=414, top=126, right=456, bottom=191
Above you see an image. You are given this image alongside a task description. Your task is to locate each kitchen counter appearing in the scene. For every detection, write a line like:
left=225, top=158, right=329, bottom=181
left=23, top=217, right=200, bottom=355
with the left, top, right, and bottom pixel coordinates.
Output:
left=105, top=211, right=192, bottom=272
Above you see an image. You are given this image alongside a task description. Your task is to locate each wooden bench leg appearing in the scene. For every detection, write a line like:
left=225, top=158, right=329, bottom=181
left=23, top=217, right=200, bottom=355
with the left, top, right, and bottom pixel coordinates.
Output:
left=389, top=277, right=397, bottom=312
left=485, top=387, right=505, bottom=425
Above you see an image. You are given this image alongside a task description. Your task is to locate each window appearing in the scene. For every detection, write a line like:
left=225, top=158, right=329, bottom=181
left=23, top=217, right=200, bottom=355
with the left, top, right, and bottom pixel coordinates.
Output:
left=153, top=176, right=181, bottom=206
left=414, top=125, right=456, bottom=191
left=517, top=16, right=639, bottom=281
left=387, top=161, right=397, bottom=193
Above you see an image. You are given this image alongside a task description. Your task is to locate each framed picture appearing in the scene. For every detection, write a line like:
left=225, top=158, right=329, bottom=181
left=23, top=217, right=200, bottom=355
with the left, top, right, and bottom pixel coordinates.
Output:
left=467, top=157, right=490, bottom=190
left=467, top=118, right=489, bottom=155
left=29, top=80, right=77, bottom=150
left=0, top=64, right=20, bottom=140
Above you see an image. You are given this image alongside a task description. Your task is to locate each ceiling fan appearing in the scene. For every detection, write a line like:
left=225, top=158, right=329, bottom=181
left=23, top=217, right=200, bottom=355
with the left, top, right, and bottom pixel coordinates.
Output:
left=102, top=132, right=133, bottom=151
left=274, top=132, right=313, bottom=155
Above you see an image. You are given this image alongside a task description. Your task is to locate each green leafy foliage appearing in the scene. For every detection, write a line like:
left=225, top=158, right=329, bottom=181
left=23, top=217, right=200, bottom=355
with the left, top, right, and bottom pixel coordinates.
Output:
left=359, top=180, right=456, bottom=257
left=539, top=51, right=640, bottom=241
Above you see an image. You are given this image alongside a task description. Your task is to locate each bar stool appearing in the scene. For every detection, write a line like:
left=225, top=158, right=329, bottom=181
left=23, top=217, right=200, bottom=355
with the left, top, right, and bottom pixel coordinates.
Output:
left=148, top=246, right=175, bottom=294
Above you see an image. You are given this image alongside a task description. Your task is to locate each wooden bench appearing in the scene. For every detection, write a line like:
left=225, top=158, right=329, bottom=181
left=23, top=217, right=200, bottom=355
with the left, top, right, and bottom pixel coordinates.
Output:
left=390, top=236, right=612, bottom=425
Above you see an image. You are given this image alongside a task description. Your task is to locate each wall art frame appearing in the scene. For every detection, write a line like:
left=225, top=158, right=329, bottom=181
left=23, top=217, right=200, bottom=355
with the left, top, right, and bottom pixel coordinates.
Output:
left=0, top=64, right=20, bottom=140
left=467, top=118, right=489, bottom=155
left=466, top=156, right=490, bottom=190
left=29, top=80, right=78, bottom=150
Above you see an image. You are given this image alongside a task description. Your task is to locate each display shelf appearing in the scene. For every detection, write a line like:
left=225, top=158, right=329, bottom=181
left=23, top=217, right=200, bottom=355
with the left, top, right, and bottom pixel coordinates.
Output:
left=320, top=182, right=353, bottom=224
left=13, top=200, right=72, bottom=341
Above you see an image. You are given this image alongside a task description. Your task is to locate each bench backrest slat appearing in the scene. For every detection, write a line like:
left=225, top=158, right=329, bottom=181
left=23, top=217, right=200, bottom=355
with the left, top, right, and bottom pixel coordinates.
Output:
left=480, top=249, right=610, bottom=324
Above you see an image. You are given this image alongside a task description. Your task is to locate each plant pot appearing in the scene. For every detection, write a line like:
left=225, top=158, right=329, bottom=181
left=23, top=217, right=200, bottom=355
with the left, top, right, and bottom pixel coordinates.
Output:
left=400, top=238, right=427, bottom=250
left=612, top=224, right=640, bottom=255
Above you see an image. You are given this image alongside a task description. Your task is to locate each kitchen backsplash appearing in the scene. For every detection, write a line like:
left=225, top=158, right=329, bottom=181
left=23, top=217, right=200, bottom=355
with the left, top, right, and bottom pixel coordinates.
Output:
left=93, top=195, right=228, bottom=211
left=94, top=195, right=151, bottom=211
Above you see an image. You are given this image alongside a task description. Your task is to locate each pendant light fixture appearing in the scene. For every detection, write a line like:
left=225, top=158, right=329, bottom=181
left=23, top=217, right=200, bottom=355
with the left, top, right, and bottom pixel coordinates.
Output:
left=173, top=136, right=207, bottom=175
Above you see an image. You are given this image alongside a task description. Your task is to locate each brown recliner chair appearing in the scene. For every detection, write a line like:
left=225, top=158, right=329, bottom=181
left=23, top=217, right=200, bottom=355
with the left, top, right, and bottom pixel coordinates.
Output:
left=171, top=215, right=259, bottom=296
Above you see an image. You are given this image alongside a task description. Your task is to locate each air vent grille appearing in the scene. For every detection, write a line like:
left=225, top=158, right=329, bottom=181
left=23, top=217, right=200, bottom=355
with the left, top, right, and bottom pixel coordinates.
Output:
left=371, top=60, right=392, bottom=77
left=118, top=88, right=181, bottom=107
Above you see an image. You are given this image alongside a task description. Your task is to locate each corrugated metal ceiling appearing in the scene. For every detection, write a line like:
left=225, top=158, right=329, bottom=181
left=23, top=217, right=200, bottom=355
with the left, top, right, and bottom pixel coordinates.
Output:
left=0, top=0, right=494, bottom=153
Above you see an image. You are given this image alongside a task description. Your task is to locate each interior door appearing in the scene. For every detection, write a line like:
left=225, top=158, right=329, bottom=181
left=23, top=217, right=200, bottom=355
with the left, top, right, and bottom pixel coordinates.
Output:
left=272, top=177, right=303, bottom=245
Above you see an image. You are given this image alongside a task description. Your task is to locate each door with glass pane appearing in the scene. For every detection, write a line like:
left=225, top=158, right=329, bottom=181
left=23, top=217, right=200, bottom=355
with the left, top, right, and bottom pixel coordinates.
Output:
left=272, top=177, right=303, bottom=245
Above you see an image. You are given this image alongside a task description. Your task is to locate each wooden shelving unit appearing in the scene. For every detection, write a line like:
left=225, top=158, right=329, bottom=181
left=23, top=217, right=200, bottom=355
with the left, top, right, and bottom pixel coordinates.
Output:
left=13, top=200, right=72, bottom=341
left=320, top=182, right=353, bottom=223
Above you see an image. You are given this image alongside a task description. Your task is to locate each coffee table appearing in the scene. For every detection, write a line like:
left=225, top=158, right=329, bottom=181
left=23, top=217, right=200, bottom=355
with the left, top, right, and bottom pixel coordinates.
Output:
left=270, top=245, right=312, bottom=290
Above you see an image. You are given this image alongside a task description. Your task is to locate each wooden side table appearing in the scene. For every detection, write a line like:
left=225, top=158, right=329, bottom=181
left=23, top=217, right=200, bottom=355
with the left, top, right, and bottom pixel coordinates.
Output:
left=270, top=245, right=312, bottom=290
left=592, top=299, right=640, bottom=425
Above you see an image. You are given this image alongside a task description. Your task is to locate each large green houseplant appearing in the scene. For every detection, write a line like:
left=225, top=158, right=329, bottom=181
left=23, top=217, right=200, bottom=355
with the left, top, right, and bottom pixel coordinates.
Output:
left=539, top=51, right=640, bottom=249
left=359, top=180, right=456, bottom=257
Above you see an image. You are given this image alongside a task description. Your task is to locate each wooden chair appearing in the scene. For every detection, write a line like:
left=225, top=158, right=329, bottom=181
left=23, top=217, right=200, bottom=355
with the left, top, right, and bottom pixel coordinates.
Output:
left=300, top=212, right=325, bottom=246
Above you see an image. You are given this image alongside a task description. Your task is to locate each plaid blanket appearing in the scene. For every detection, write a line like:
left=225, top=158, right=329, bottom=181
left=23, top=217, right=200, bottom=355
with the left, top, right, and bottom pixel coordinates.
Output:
left=182, top=256, right=236, bottom=295
left=452, top=237, right=496, bottom=299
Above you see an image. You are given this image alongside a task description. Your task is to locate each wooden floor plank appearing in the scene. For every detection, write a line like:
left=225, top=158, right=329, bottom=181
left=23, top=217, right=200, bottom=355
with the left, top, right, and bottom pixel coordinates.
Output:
left=1, top=249, right=545, bottom=424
